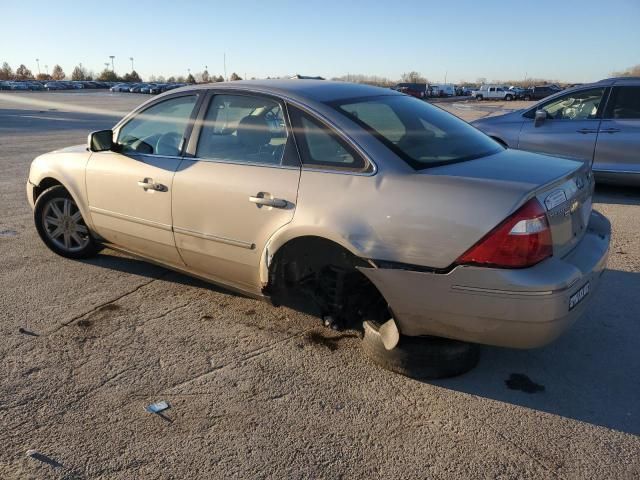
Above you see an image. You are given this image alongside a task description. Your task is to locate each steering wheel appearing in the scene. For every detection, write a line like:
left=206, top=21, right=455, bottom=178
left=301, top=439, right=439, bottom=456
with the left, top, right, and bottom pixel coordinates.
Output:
left=155, top=132, right=183, bottom=156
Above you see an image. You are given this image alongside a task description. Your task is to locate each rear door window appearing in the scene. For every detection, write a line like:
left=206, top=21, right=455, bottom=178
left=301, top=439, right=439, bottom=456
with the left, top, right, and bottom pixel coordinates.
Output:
left=604, top=86, right=640, bottom=119
left=195, top=94, right=290, bottom=166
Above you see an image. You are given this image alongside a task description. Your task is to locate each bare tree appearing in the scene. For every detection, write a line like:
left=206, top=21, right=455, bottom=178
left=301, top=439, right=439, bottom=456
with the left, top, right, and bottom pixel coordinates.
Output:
left=15, top=64, right=34, bottom=80
left=0, top=62, right=13, bottom=80
left=71, top=65, right=87, bottom=81
left=51, top=64, right=65, bottom=80
left=401, top=71, right=428, bottom=83
left=612, top=64, right=640, bottom=77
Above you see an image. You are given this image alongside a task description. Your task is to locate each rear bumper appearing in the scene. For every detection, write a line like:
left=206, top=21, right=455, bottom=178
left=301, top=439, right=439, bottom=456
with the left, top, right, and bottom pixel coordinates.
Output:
left=360, top=211, right=611, bottom=349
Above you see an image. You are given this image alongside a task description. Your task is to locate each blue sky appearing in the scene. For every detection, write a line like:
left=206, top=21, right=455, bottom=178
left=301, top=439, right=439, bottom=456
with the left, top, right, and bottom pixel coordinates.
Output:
left=3, top=0, right=639, bottom=83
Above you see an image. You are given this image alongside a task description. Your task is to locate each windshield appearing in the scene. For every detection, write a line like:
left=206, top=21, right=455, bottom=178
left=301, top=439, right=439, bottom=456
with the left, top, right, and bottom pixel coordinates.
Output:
left=331, top=95, right=502, bottom=169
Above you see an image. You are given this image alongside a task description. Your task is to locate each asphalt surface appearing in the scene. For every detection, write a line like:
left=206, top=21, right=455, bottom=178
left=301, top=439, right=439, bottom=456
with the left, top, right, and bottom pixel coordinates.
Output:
left=0, top=91, right=639, bottom=479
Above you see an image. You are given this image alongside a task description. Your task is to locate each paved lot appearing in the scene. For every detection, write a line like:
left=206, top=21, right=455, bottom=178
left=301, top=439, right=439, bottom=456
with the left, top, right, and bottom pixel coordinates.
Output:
left=1, top=91, right=639, bottom=479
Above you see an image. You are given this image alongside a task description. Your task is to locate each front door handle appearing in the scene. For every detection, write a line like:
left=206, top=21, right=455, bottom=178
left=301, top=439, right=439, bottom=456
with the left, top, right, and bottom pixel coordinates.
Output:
left=600, top=128, right=621, bottom=133
left=576, top=128, right=598, bottom=134
left=137, top=178, right=167, bottom=192
left=249, top=194, right=287, bottom=209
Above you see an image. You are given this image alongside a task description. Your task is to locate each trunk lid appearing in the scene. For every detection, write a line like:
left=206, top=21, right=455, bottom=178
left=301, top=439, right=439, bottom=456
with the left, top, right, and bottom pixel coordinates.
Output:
left=426, top=148, right=593, bottom=260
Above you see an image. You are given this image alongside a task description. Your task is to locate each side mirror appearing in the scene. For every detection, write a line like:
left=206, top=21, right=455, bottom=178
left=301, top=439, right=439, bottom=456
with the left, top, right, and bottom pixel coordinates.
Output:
left=534, top=110, right=547, bottom=127
left=88, top=129, right=114, bottom=152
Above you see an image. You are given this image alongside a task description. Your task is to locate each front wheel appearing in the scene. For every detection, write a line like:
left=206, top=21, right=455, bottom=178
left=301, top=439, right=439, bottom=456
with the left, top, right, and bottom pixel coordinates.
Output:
left=475, top=95, right=483, bottom=101
left=505, top=94, right=513, bottom=101
left=34, top=185, right=101, bottom=259
left=524, top=95, right=531, bottom=101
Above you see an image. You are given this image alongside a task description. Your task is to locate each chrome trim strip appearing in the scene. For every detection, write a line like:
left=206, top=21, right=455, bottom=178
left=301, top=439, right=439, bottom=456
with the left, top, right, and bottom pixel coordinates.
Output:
left=89, top=206, right=172, bottom=231
left=173, top=226, right=255, bottom=250
left=593, top=168, right=640, bottom=175
left=185, top=157, right=300, bottom=171
left=451, top=285, right=554, bottom=296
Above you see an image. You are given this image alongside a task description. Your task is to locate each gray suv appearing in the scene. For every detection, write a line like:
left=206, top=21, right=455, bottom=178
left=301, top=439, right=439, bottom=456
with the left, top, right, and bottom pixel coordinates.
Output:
left=472, top=77, right=640, bottom=186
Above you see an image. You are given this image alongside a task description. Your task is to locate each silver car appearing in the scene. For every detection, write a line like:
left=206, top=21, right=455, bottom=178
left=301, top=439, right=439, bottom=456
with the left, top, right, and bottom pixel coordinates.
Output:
left=26, top=80, right=610, bottom=358
left=472, top=77, right=640, bottom=186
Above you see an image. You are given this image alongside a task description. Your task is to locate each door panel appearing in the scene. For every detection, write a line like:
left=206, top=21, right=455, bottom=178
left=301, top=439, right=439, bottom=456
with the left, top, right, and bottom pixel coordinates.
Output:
left=518, top=118, right=600, bottom=164
left=86, top=152, right=184, bottom=265
left=593, top=119, right=640, bottom=173
left=85, top=93, right=199, bottom=266
left=172, top=162, right=299, bottom=289
left=593, top=86, right=640, bottom=174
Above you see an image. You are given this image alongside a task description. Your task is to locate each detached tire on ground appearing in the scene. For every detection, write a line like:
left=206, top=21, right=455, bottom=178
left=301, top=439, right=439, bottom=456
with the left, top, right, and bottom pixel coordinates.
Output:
left=361, top=320, right=480, bottom=379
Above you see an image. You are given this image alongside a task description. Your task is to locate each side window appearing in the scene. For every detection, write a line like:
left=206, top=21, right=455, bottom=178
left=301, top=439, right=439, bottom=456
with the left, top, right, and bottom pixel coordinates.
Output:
left=604, top=86, right=640, bottom=119
left=540, top=88, right=605, bottom=120
left=289, top=107, right=366, bottom=171
left=117, top=95, right=197, bottom=156
left=196, top=94, right=289, bottom=166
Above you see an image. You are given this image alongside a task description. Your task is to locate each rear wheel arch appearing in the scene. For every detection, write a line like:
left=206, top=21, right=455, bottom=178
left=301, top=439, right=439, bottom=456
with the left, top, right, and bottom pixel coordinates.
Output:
left=265, top=235, right=389, bottom=327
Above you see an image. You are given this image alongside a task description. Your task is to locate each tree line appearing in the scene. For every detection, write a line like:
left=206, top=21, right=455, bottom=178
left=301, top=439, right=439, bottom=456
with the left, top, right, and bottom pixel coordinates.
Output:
left=0, top=61, right=244, bottom=84
left=3, top=60, right=638, bottom=86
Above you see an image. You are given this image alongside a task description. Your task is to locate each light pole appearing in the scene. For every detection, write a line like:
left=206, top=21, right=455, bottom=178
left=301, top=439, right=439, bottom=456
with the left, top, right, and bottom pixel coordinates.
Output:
left=223, top=53, right=227, bottom=81
left=130, top=57, right=134, bottom=71
left=45, top=65, right=49, bottom=75
left=36, top=58, right=41, bottom=75
left=109, top=56, right=115, bottom=71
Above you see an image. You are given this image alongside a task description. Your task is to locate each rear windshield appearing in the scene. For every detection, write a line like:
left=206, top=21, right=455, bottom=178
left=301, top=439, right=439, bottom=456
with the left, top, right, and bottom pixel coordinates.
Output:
left=331, top=95, right=502, bottom=169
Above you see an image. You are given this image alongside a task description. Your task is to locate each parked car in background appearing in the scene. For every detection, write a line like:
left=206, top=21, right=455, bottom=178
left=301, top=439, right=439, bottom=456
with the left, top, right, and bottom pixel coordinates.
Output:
left=429, top=83, right=456, bottom=97
left=9, top=81, right=30, bottom=91
left=471, top=85, right=515, bottom=101
left=26, top=80, right=609, bottom=378
left=0, top=81, right=11, bottom=90
left=110, top=83, right=130, bottom=92
left=393, top=82, right=427, bottom=98
left=521, top=85, right=561, bottom=101
left=472, top=77, right=640, bottom=185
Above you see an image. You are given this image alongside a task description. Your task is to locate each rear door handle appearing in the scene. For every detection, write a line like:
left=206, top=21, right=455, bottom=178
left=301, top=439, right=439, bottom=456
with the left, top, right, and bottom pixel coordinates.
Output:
left=576, top=128, right=598, bottom=134
left=137, top=178, right=167, bottom=192
left=249, top=194, right=287, bottom=209
left=600, top=128, right=621, bottom=133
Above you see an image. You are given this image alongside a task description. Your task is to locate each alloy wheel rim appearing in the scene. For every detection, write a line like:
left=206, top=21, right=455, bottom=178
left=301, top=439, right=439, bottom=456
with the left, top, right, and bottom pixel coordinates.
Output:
left=42, top=197, right=90, bottom=252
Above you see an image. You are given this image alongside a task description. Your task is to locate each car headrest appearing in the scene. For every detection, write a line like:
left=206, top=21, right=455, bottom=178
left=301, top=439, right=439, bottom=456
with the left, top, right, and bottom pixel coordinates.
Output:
left=237, top=115, right=272, bottom=151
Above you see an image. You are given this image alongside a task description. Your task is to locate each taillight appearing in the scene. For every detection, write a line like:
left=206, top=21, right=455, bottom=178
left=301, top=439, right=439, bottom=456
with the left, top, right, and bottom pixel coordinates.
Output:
left=457, top=198, right=552, bottom=268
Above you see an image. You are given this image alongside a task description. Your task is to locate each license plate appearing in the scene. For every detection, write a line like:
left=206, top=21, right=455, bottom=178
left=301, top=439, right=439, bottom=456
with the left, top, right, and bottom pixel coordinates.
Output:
left=569, top=282, right=590, bottom=311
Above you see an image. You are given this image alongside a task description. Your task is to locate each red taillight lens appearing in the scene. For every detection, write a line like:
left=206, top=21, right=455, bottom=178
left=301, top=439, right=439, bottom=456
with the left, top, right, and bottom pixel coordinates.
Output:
left=457, top=198, right=552, bottom=268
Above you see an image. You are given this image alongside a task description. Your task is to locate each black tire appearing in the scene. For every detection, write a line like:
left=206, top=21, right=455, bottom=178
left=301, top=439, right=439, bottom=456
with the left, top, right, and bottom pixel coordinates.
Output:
left=34, top=185, right=101, bottom=259
left=524, top=95, right=531, bottom=101
left=505, top=94, right=513, bottom=101
left=361, top=320, right=480, bottom=379
left=476, top=95, right=483, bottom=101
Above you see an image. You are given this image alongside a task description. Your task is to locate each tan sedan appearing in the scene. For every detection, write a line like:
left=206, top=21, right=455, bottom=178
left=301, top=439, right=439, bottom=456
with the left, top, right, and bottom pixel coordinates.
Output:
left=27, top=80, right=610, bottom=374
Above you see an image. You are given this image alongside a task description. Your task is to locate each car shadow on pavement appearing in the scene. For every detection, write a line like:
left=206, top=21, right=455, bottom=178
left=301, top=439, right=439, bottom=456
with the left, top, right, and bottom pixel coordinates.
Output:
left=594, top=184, right=640, bottom=206
left=80, top=251, right=246, bottom=298
left=430, top=268, right=640, bottom=436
